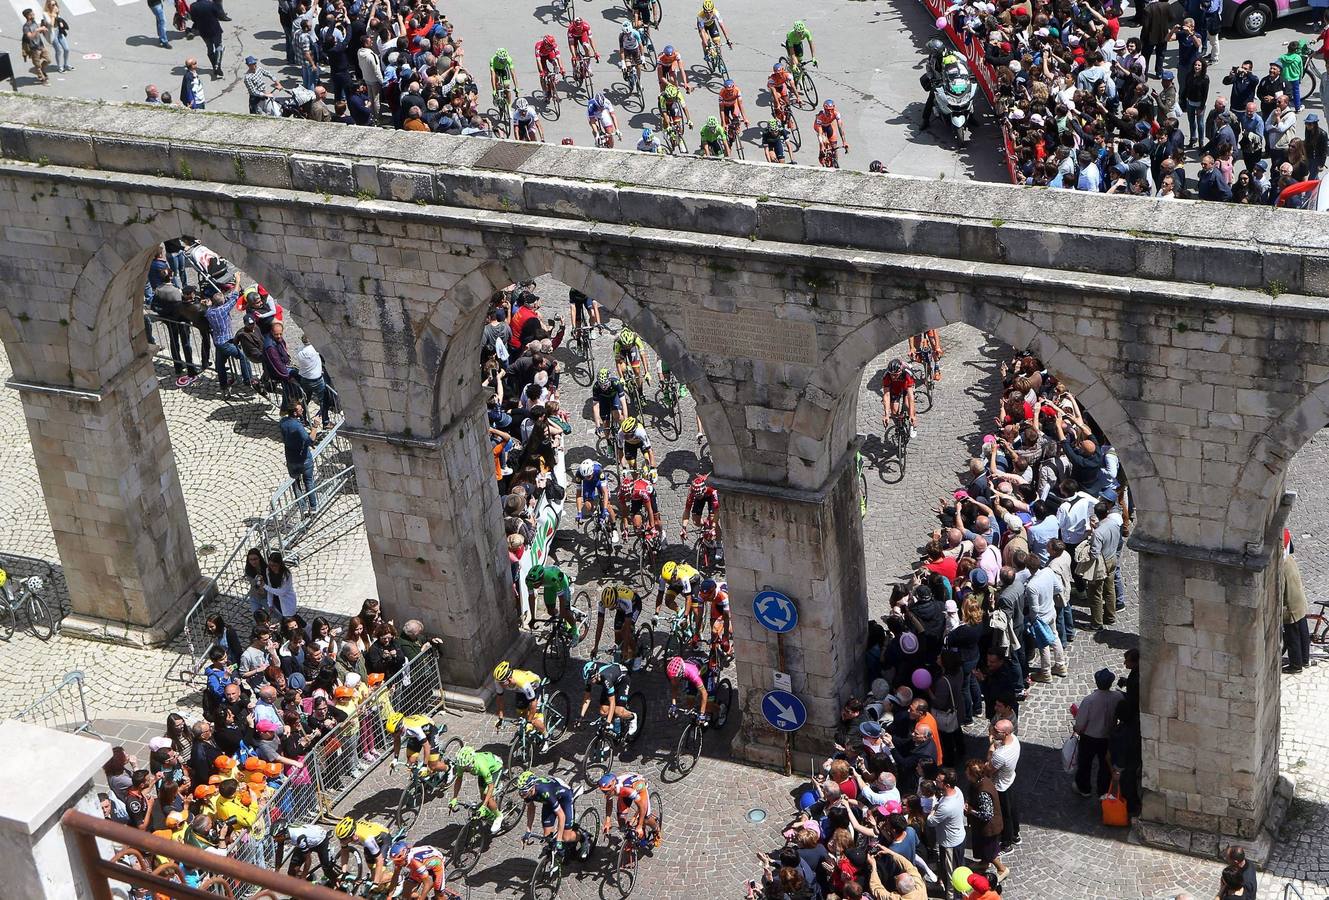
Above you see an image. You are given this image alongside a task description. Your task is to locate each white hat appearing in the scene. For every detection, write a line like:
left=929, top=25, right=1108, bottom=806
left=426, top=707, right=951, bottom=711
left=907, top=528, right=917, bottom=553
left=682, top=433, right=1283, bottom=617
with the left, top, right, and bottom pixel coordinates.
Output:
left=344, top=672, right=361, bottom=688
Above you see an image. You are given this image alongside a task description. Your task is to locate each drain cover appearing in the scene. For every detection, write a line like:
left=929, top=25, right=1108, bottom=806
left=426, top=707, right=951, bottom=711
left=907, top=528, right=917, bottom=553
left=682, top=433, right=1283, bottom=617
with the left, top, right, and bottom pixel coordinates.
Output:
left=746, top=808, right=767, bottom=823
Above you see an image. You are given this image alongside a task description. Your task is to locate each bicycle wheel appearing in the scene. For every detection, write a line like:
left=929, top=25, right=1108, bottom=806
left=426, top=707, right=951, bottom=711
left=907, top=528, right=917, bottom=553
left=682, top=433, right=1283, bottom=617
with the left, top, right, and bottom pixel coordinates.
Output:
left=613, top=835, right=637, bottom=897
left=633, top=621, right=655, bottom=668
left=543, top=629, right=571, bottom=681
left=575, top=807, right=601, bottom=860
left=786, top=113, right=802, bottom=152
left=498, top=772, right=524, bottom=830
left=731, top=133, right=744, bottom=159
left=650, top=789, right=663, bottom=841
left=797, top=71, right=819, bottom=108
left=509, top=730, right=533, bottom=772
left=582, top=731, right=616, bottom=787
left=572, top=589, right=592, bottom=645
left=692, top=535, right=709, bottom=570
left=25, top=583, right=55, bottom=640
left=0, top=598, right=14, bottom=642
left=650, top=0, right=662, bottom=25
left=713, top=678, right=733, bottom=728
left=395, top=778, right=425, bottom=831
left=543, top=689, right=572, bottom=745
left=669, top=721, right=703, bottom=776
left=529, top=850, right=561, bottom=900
left=662, top=619, right=690, bottom=663
left=452, top=816, right=485, bottom=875
left=915, top=376, right=934, bottom=413
left=342, top=847, right=367, bottom=887
left=624, top=691, right=647, bottom=743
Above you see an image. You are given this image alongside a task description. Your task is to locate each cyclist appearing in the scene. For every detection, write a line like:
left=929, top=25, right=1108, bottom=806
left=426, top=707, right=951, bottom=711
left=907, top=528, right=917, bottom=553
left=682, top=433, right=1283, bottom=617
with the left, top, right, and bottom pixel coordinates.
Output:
left=517, top=771, right=590, bottom=859
left=535, top=34, right=566, bottom=85
left=387, top=840, right=456, bottom=900
left=698, top=115, right=728, bottom=157
left=524, top=563, right=580, bottom=635
left=592, top=582, right=643, bottom=665
left=655, top=559, right=702, bottom=618
left=680, top=472, right=720, bottom=543
left=761, top=119, right=794, bottom=164
left=665, top=655, right=711, bottom=724
left=591, top=367, right=628, bottom=434
left=697, top=578, right=732, bottom=653
left=587, top=90, right=620, bottom=146
left=386, top=712, right=450, bottom=779
left=619, top=21, right=645, bottom=73
left=656, top=83, right=692, bottom=134
left=656, top=44, right=691, bottom=94
left=881, top=357, right=917, bottom=438
left=569, top=287, right=602, bottom=333
left=616, top=469, right=661, bottom=544
left=492, top=660, right=551, bottom=750
left=273, top=822, right=339, bottom=882
left=574, top=458, right=614, bottom=528
left=616, top=416, right=657, bottom=474
left=598, top=772, right=661, bottom=846
left=448, top=746, right=506, bottom=834
left=908, top=329, right=942, bottom=381
left=637, top=126, right=667, bottom=154
left=335, top=816, right=391, bottom=889
left=613, top=327, right=650, bottom=392
left=813, top=99, right=849, bottom=158
left=579, top=659, right=640, bottom=736
left=566, top=17, right=600, bottom=66
left=784, top=20, right=817, bottom=71
left=717, top=78, right=748, bottom=134
left=695, top=0, right=733, bottom=57
left=767, top=61, right=801, bottom=119
left=628, top=0, right=654, bottom=32
left=512, top=97, right=544, bottom=142
left=490, top=48, right=519, bottom=109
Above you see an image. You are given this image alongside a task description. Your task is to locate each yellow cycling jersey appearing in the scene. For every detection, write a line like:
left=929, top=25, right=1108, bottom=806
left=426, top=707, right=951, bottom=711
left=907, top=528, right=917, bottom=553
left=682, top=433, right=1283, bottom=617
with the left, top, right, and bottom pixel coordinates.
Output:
left=499, top=669, right=543, bottom=701
left=355, top=821, right=391, bottom=843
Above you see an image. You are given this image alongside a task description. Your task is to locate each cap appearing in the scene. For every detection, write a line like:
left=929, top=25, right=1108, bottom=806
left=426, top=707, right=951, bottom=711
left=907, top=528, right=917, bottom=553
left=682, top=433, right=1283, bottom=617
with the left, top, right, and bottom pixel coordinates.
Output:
left=264, top=762, right=283, bottom=777
left=1100, top=488, right=1118, bottom=502
left=876, top=799, right=904, bottom=816
left=1270, top=60, right=1283, bottom=69
left=257, top=720, right=279, bottom=734
left=1256, top=159, right=1270, bottom=171
left=245, top=55, right=258, bottom=65
left=971, top=569, right=990, bottom=587
left=968, top=873, right=992, bottom=892
left=859, top=720, right=883, bottom=738
left=1095, top=667, right=1115, bottom=689
left=899, top=632, right=919, bottom=654
left=1160, top=70, right=1174, bottom=80
left=148, top=736, right=173, bottom=752
left=1307, top=113, right=1321, bottom=124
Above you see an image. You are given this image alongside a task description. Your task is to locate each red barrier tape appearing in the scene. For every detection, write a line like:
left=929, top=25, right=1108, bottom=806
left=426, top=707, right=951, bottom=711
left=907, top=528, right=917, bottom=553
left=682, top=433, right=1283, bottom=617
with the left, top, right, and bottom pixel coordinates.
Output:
left=919, top=0, right=1020, bottom=183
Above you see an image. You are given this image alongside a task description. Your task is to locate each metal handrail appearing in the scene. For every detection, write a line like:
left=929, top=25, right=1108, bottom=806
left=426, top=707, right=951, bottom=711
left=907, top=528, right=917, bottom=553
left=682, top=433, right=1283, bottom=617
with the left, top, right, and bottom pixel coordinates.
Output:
left=269, top=419, right=351, bottom=512
left=13, top=670, right=98, bottom=737
left=62, top=809, right=345, bottom=900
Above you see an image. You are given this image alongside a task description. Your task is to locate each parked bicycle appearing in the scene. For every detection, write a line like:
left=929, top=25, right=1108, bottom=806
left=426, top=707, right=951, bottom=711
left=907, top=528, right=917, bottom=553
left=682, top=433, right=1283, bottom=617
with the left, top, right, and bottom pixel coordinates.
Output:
left=0, top=566, right=57, bottom=641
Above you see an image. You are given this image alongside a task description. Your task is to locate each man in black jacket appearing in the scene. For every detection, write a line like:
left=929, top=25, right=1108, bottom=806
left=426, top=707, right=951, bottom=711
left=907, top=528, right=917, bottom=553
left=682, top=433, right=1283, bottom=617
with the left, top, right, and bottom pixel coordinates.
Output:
left=1222, top=59, right=1258, bottom=110
left=189, top=0, right=224, bottom=76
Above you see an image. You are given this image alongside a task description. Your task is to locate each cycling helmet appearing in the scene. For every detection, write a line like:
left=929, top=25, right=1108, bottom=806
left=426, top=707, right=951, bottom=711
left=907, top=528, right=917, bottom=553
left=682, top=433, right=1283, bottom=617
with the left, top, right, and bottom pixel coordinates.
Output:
left=926, top=38, right=946, bottom=55
left=869, top=160, right=886, bottom=172
left=571, top=16, right=587, bottom=28
left=525, top=565, right=546, bottom=586
left=823, top=99, right=835, bottom=110
left=593, top=90, right=608, bottom=106
left=579, top=459, right=596, bottom=479
left=691, top=473, right=708, bottom=487
left=601, top=585, right=624, bottom=608
left=385, top=712, right=404, bottom=734
left=622, top=21, right=633, bottom=32
left=517, top=770, right=539, bottom=793
left=515, top=97, right=530, bottom=111
left=596, top=367, right=611, bottom=384
left=764, top=120, right=780, bottom=133
left=661, top=561, right=678, bottom=581
left=723, top=78, right=735, bottom=88
left=620, top=416, right=638, bottom=434
left=701, top=0, right=715, bottom=10
left=705, top=115, right=720, bottom=129
left=886, top=358, right=905, bottom=375
left=642, top=127, right=655, bottom=139
left=620, top=327, right=637, bottom=342
left=583, top=660, right=601, bottom=682
left=496, top=48, right=512, bottom=61
left=455, top=747, right=476, bottom=768
left=700, top=578, right=718, bottom=595
left=792, top=20, right=808, bottom=36
left=389, top=841, right=411, bottom=863
left=772, top=61, right=785, bottom=73
left=663, top=84, right=681, bottom=100
left=335, top=817, right=356, bottom=840
left=666, top=656, right=685, bottom=678
left=542, top=33, right=557, bottom=45
left=598, top=774, right=617, bottom=793
left=663, top=44, right=675, bottom=55
left=493, top=660, right=513, bottom=682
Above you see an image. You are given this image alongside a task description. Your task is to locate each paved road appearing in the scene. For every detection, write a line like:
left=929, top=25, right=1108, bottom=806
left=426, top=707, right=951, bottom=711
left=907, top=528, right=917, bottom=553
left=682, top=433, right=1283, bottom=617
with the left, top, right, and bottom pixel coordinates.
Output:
left=2, top=0, right=1320, bottom=176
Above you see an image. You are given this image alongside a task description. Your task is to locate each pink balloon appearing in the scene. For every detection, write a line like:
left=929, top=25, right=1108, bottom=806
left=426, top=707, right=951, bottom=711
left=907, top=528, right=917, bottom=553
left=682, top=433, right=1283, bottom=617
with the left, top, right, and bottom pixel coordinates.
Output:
left=912, top=668, right=933, bottom=691
left=935, top=16, right=948, bottom=28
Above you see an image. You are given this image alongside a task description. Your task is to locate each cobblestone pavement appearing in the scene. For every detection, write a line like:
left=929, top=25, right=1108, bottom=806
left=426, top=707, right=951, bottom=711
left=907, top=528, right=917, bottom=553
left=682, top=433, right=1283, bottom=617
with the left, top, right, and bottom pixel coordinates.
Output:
left=4, top=288, right=1329, bottom=897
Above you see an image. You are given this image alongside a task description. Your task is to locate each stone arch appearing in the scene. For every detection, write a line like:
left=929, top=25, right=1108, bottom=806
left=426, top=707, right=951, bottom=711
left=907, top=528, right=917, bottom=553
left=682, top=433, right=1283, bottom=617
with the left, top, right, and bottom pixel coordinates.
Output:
left=1226, top=375, right=1329, bottom=551
left=425, top=244, right=739, bottom=470
left=65, top=206, right=367, bottom=419
left=793, top=291, right=1170, bottom=540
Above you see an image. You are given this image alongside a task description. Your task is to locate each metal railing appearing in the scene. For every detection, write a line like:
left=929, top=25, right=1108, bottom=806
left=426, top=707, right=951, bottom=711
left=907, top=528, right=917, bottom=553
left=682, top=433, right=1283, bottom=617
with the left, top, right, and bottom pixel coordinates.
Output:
left=63, top=809, right=345, bottom=900
left=269, top=420, right=353, bottom=514
left=13, top=670, right=99, bottom=737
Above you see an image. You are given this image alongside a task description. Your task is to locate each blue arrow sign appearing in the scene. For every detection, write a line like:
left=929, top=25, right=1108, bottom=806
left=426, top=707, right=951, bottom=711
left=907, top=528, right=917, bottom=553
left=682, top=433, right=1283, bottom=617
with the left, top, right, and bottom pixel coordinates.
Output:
left=761, top=690, right=807, bottom=732
left=753, top=590, right=798, bottom=634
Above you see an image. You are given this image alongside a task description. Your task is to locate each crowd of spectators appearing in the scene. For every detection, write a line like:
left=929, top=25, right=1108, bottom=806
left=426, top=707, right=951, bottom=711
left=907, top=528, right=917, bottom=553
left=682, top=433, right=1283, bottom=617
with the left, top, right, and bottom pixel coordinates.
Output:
left=750, top=349, right=1142, bottom=900
left=943, top=0, right=1328, bottom=203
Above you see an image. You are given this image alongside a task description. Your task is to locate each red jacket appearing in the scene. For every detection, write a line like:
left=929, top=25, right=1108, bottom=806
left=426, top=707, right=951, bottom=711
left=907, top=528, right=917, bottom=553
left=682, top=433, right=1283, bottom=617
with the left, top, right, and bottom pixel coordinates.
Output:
left=509, top=305, right=538, bottom=350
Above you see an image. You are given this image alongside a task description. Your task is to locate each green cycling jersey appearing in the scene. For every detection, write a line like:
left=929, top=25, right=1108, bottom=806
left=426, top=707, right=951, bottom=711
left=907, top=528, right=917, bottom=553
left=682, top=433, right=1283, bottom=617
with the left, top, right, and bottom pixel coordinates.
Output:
left=699, top=121, right=725, bottom=143
left=491, top=54, right=514, bottom=76
left=464, top=751, right=504, bottom=781
left=785, top=27, right=811, bottom=49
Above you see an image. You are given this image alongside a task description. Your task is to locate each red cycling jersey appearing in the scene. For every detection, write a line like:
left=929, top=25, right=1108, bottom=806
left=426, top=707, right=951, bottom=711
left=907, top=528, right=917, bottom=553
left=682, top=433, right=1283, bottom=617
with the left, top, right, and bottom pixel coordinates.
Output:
left=814, top=108, right=842, bottom=129
left=684, top=481, right=719, bottom=513
left=718, top=85, right=741, bottom=104
left=619, top=478, right=654, bottom=507
left=882, top=371, right=915, bottom=398
left=568, top=20, right=592, bottom=41
left=536, top=40, right=561, bottom=59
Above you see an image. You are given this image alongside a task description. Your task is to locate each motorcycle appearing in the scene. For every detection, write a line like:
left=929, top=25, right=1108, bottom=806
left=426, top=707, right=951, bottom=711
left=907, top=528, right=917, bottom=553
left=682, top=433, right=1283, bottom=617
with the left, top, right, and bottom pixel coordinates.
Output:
left=932, top=59, right=976, bottom=146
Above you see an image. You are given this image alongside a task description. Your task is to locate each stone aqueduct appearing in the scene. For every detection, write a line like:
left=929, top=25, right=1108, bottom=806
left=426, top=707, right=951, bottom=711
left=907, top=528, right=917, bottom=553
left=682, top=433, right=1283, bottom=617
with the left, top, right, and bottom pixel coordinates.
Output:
left=2, top=95, right=1329, bottom=852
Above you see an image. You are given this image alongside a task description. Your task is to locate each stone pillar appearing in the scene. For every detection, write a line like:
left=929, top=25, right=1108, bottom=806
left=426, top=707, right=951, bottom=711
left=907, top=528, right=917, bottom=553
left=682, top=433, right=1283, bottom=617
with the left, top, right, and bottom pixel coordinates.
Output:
left=10, top=354, right=202, bottom=645
left=347, top=411, right=520, bottom=704
left=1133, top=531, right=1285, bottom=858
left=716, top=445, right=868, bottom=769
left=0, top=720, right=112, bottom=900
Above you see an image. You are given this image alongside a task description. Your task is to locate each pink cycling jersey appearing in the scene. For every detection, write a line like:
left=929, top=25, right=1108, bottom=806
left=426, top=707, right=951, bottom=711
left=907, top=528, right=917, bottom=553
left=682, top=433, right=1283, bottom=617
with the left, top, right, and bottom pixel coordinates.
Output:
left=677, top=660, right=703, bottom=689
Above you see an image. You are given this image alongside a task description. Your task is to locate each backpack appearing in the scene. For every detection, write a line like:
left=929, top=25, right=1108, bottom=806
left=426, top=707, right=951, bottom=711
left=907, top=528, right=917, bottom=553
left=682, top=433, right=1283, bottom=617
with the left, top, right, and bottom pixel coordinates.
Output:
left=1240, top=126, right=1264, bottom=156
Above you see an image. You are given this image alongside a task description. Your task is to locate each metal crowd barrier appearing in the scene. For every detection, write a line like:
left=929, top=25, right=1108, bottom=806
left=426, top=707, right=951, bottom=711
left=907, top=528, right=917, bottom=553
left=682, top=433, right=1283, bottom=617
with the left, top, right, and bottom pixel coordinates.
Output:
left=12, top=670, right=100, bottom=737
left=221, top=646, right=446, bottom=897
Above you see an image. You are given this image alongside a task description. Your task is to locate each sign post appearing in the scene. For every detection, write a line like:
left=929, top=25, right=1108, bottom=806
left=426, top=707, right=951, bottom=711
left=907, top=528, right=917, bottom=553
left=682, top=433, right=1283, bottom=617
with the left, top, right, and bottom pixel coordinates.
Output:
left=754, top=589, right=801, bottom=774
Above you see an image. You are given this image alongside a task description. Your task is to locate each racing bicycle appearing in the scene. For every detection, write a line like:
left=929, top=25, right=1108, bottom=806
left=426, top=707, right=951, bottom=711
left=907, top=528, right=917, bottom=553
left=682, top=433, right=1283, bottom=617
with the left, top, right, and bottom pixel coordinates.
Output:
left=579, top=695, right=647, bottom=787
left=394, top=734, right=463, bottom=830
left=498, top=684, right=572, bottom=770
left=524, top=802, right=601, bottom=900
left=724, top=114, right=745, bottom=159
left=663, top=684, right=731, bottom=778
left=703, top=36, right=728, bottom=79
left=540, top=591, right=591, bottom=681
left=663, top=120, right=689, bottom=156
left=451, top=786, right=523, bottom=875
left=0, top=567, right=57, bottom=641
left=493, top=87, right=515, bottom=138
left=608, top=790, right=664, bottom=896
left=779, top=53, right=819, bottom=108
left=540, top=67, right=562, bottom=117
